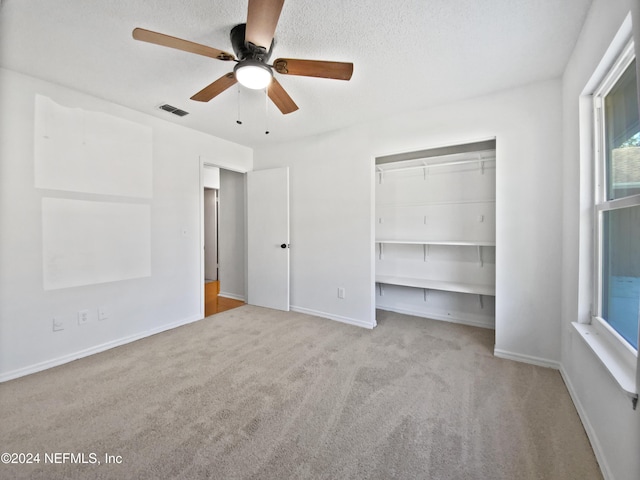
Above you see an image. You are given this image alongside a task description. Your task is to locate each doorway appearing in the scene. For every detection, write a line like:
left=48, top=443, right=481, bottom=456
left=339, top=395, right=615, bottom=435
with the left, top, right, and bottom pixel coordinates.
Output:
left=202, top=164, right=246, bottom=317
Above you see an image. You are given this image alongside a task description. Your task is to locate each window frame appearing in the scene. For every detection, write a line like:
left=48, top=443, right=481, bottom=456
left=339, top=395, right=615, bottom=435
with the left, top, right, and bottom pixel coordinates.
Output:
left=583, top=38, right=639, bottom=403
left=592, top=39, right=639, bottom=351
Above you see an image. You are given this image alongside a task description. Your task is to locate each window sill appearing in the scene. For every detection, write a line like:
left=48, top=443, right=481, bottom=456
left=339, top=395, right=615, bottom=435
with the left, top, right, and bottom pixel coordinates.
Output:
left=572, top=322, right=638, bottom=399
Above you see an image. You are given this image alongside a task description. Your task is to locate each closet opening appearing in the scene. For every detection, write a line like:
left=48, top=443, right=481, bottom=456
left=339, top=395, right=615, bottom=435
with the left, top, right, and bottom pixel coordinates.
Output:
left=374, top=139, right=497, bottom=329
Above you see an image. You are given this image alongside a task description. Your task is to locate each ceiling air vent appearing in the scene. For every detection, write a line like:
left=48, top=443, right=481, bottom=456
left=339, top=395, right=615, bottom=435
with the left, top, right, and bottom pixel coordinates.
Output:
left=159, top=104, right=189, bottom=117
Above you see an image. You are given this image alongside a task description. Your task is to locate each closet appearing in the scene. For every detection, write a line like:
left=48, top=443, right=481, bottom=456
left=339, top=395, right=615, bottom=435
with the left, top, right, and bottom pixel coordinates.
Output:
left=375, top=140, right=496, bottom=328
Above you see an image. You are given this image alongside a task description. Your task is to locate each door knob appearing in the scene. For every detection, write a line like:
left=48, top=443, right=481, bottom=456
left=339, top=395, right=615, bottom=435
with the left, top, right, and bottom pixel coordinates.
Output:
left=281, top=243, right=288, bottom=249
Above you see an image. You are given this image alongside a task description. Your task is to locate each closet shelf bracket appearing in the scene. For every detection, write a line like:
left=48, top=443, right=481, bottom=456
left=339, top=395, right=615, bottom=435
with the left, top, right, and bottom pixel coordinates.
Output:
left=478, top=157, right=485, bottom=175
left=477, top=245, right=484, bottom=267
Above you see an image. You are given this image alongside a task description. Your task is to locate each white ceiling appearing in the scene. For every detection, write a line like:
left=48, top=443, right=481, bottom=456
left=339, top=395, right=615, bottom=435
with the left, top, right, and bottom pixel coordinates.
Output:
left=0, top=0, right=592, bottom=149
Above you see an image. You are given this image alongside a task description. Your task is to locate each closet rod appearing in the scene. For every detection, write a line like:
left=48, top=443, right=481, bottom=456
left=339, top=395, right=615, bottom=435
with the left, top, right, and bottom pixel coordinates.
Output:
left=376, top=156, right=495, bottom=173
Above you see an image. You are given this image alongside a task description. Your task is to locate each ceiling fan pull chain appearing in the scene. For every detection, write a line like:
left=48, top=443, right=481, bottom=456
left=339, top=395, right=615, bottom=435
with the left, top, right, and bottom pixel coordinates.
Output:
left=264, top=87, right=270, bottom=135
left=236, top=85, right=243, bottom=125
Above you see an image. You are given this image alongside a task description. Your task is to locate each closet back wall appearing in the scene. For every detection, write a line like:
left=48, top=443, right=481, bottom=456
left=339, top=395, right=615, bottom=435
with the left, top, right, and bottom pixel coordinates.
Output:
left=375, top=146, right=496, bottom=328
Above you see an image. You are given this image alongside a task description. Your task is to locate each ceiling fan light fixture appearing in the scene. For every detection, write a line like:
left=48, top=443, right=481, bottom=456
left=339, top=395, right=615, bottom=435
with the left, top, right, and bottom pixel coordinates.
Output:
left=234, top=60, right=273, bottom=90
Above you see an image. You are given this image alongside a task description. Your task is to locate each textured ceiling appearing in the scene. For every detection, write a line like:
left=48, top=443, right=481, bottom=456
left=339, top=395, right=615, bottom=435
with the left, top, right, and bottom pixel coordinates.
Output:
left=0, top=0, right=592, bottom=148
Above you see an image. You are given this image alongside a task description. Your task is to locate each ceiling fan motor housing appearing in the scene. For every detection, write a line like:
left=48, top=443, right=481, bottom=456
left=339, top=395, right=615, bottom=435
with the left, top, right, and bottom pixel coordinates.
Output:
left=230, top=23, right=274, bottom=63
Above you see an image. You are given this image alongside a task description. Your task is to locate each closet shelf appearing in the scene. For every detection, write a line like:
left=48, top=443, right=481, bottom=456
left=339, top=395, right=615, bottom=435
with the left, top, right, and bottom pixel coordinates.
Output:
left=376, top=240, right=495, bottom=246
left=376, top=240, right=494, bottom=264
left=377, top=198, right=495, bottom=208
left=376, top=275, right=496, bottom=296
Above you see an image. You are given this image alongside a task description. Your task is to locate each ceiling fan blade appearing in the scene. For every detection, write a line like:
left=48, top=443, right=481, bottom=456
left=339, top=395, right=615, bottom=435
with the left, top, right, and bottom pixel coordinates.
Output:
left=245, top=0, right=285, bottom=50
left=273, top=58, right=353, bottom=80
left=191, top=73, right=238, bottom=102
left=132, top=28, right=235, bottom=61
left=267, top=77, right=298, bottom=114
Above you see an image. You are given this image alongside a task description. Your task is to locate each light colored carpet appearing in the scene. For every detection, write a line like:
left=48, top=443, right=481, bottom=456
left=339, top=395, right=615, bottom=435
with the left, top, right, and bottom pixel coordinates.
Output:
left=0, top=306, right=601, bottom=479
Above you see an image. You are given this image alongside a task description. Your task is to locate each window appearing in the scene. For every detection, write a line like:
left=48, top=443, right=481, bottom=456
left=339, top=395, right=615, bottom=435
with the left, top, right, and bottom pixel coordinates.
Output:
left=593, top=41, right=640, bottom=353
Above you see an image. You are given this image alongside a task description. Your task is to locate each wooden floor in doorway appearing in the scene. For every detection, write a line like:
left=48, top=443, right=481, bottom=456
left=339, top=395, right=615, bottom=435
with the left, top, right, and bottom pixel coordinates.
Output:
left=205, top=280, right=245, bottom=317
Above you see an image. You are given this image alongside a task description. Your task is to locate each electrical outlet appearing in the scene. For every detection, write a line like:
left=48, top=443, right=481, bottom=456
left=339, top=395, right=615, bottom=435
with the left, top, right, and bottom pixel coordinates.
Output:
left=52, top=317, right=65, bottom=332
left=98, top=306, right=108, bottom=321
left=78, top=309, right=89, bottom=325
left=338, top=287, right=346, bottom=299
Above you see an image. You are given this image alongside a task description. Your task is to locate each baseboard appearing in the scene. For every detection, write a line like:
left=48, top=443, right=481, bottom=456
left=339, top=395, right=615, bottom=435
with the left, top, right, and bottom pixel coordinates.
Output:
left=290, top=305, right=375, bottom=329
left=559, top=366, right=612, bottom=480
left=493, top=348, right=561, bottom=370
left=376, top=305, right=495, bottom=330
left=219, top=291, right=246, bottom=302
left=0, top=313, right=203, bottom=383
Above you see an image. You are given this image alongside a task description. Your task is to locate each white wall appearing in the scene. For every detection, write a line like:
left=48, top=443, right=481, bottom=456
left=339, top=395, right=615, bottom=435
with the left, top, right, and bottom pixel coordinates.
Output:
left=203, top=165, right=220, bottom=189
left=0, top=68, right=252, bottom=380
left=560, top=1, right=640, bottom=479
left=255, top=78, right=565, bottom=365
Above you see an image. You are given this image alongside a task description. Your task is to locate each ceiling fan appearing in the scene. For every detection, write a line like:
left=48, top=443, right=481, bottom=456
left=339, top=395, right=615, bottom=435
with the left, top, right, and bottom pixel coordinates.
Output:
left=132, top=0, right=353, bottom=115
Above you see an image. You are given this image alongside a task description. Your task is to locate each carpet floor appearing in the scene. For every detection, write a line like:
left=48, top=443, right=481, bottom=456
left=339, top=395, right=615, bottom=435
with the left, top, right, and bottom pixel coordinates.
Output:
left=0, top=306, right=602, bottom=479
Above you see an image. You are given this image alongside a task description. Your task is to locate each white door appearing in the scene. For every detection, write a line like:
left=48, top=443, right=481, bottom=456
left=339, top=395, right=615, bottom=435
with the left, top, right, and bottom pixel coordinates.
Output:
left=247, top=167, right=290, bottom=310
